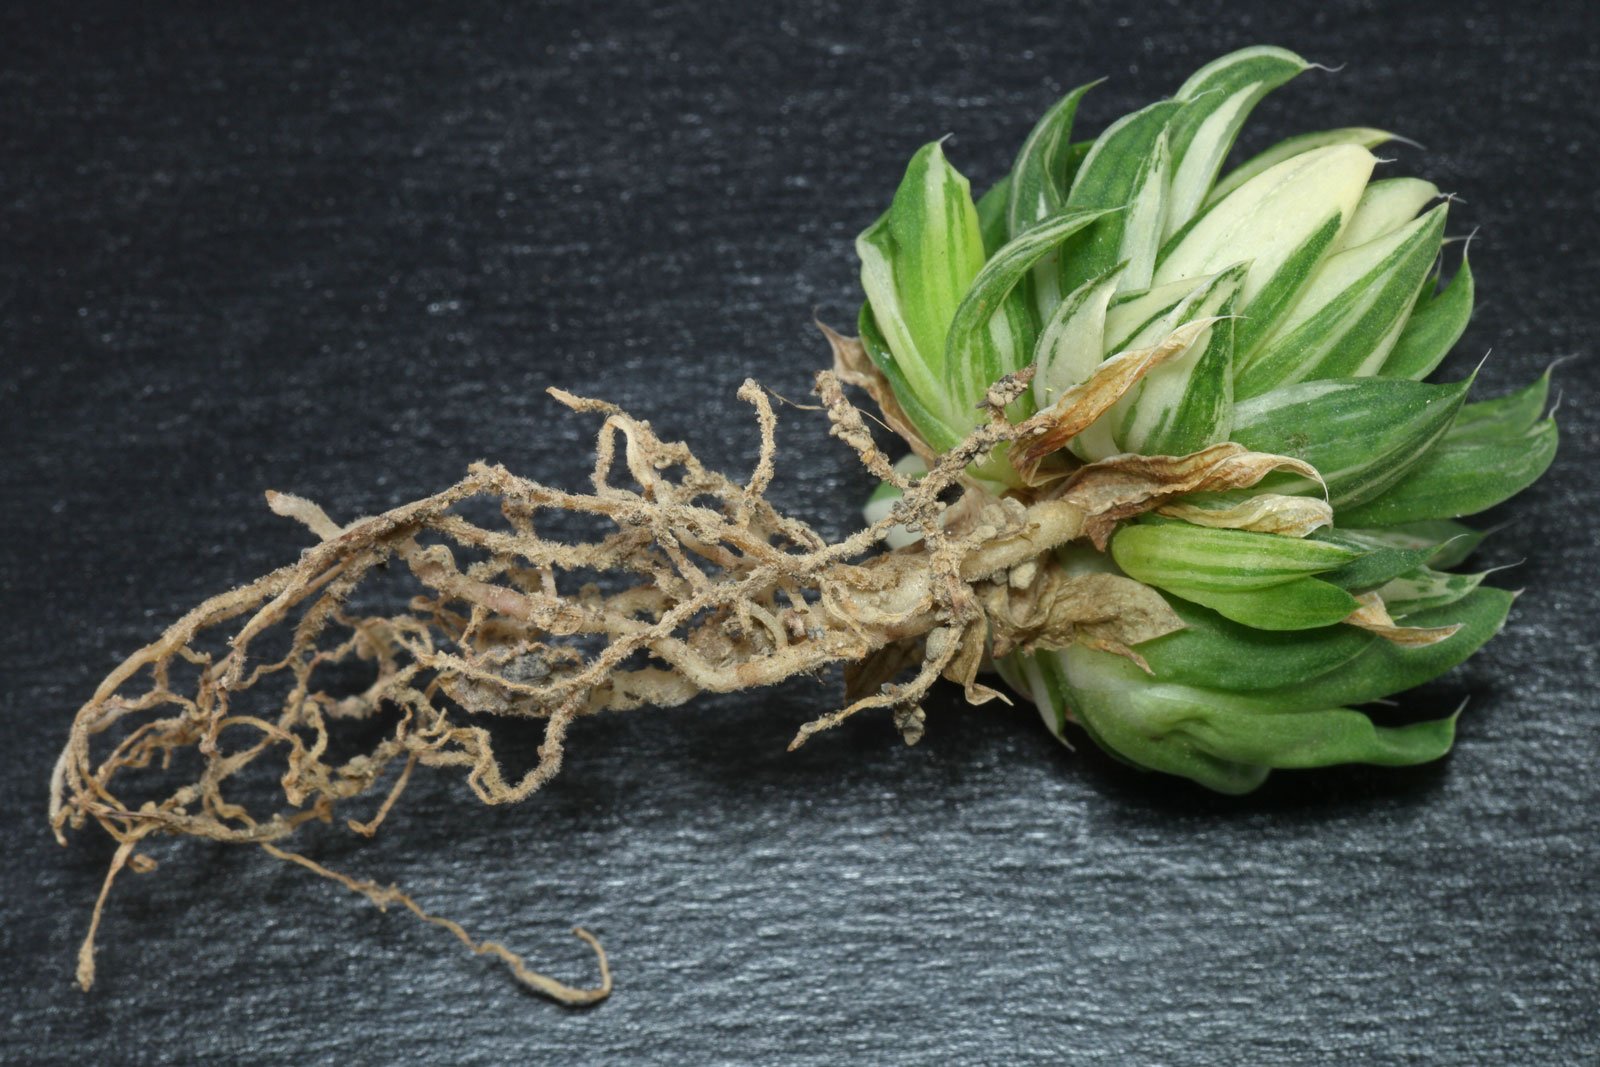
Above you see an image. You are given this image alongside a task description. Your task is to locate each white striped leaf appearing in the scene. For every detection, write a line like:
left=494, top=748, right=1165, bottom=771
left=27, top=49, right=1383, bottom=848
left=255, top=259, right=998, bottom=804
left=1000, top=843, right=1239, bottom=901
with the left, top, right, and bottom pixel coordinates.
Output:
left=944, top=207, right=1112, bottom=419
left=1110, top=264, right=1244, bottom=455
left=1380, top=255, right=1474, bottom=380
left=1154, top=145, right=1375, bottom=358
left=856, top=218, right=957, bottom=434
left=883, top=142, right=987, bottom=387
left=1231, top=376, right=1471, bottom=508
left=1031, top=263, right=1126, bottom=411
left=1236, top=204, right=1447, bottom=397
left=1165, top=45, right=1309, bottom=239
left=1101, top=272, right=1228, bottom=354
left=1059, top=100, right=1184, bottom=297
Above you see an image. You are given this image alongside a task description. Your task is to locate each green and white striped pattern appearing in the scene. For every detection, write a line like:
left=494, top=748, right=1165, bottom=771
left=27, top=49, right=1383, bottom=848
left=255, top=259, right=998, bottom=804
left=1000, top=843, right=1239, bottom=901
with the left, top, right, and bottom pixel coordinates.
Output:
left=856, top=46, right=1558, bottom=793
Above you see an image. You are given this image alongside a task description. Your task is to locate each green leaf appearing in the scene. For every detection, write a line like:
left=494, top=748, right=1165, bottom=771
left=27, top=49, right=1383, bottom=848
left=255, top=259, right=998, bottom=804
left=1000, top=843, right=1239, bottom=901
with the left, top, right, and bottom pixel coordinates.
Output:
left=1380, top=255, right=1474, bottom=380
left=1157, top=576, right=1361, bottom=630
left=1155, top=145, right=1376, bottom=358
left=943, top=207, right=1111, bottom=417
left=1336, top=520, right=1487, bottom=570
left=1336, top=374, right=1557, bottom=526
left=1231, top=376, right=1471, bottom=508
left=975, top=174, right=1012, bottom=257
left=1060, top=100, right=1185, bottom=297
left=1448, top=371, right=1551, bottom=440
left=1240, top=587, right=1515, bottom=711
left=1206, top=127, right=1396, bottom=207
left=1176, top=704, right=1458, bottom=771
left=884, top=142, right=988, bottom=386
left=1337, top=416, right=1557, bottom=526
left=858, top=301, right=962, bottom=451
left=1057, top=648, right=1273, bottom=793
left=1055, top=642, right=1458, bottom=792
left=1236, top=204, right=1447, bottom=398
left=1111, top=264, right=1244, bottom=455
left=1140, top=598, right=1375, bottom=690
left=1313, top=532, right=1434, bottom=592
left=1111, top=521, right=1363, bottom=591
left=1165, top=45, right=1310, bottom=238
left=1377, top=566, right=1489, bottom=616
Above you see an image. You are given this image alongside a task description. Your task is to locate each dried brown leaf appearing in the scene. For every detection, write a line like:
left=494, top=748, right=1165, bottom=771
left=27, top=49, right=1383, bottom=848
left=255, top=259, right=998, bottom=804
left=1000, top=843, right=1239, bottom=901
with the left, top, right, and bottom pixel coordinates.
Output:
left=1345, top=590, right=1462, bottom=647
left=1011, top=318, right=1222, bottom=483
left=816, top=320, right=937, bottom=464
left=1059, top=442, right=1325, bottom=549
left=984, top=570, right=1183, bottom=669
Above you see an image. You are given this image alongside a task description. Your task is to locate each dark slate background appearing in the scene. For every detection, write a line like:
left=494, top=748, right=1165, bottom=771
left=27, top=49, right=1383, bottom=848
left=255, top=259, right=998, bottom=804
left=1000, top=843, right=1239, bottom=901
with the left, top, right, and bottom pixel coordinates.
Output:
left=4, top=2, right=1597, bottom=1063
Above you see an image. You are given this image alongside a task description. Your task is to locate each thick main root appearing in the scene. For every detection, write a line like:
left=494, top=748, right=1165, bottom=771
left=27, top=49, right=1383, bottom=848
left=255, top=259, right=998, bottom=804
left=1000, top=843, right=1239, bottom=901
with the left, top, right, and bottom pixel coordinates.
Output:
left=50, top=327, right=1306, bottom=1002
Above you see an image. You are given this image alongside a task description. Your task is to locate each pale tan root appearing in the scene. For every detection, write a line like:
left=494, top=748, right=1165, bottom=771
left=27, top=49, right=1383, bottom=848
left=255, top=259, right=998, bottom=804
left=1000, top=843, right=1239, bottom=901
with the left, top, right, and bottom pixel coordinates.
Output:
left=51, top=331, right=1308, bottom=1003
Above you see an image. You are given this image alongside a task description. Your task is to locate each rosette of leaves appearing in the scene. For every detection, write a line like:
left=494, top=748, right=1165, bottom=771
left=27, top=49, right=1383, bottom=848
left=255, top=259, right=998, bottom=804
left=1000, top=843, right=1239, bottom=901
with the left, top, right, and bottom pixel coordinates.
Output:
left=857, top=46, right=1557, bottom=793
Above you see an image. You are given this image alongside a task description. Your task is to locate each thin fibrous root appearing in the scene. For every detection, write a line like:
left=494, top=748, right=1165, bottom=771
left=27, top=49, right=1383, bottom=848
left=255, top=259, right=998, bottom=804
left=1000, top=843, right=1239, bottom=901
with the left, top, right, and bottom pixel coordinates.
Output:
left=51, top=327, right=1304, bottom=1001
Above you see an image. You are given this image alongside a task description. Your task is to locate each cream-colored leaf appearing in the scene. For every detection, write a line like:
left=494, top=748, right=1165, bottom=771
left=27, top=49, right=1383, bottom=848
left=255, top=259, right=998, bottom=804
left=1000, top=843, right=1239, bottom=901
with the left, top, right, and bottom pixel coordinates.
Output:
left=1157, top=494, right=1333, bottom=536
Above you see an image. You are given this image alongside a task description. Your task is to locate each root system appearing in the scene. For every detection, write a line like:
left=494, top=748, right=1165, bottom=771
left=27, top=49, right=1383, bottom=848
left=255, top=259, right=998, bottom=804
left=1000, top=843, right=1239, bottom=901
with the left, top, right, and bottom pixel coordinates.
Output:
left=50, top=327, right=1310, bottom=1002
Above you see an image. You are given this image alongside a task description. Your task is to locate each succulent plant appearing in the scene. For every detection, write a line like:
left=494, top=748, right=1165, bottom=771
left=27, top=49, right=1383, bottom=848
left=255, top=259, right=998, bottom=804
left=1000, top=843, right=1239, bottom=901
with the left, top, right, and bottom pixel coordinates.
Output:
left=857, top=46, right=1557, bottom=793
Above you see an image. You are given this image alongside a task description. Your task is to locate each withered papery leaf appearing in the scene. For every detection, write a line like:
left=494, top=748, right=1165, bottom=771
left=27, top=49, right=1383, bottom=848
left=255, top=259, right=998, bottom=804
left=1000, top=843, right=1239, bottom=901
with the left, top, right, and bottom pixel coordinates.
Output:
left=939, top=619, right=1009, bottom=705
left=1060, top=442, right=1325, bottom=549
left=1344, top=590, right=1462, bottom=647
left=1158, top=493, right=1334, bottom=536
left=817, top=321, right=937, bottom=464
left=1011, top=317, right=1222, bottom=483
left=985, top=569, right=1184, bottom=670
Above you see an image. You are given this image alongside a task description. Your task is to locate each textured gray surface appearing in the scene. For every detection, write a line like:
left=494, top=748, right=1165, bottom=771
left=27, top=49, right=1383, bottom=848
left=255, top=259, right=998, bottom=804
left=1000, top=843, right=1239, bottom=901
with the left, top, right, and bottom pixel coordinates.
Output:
left=3, top=1, right=1597, bottom=1063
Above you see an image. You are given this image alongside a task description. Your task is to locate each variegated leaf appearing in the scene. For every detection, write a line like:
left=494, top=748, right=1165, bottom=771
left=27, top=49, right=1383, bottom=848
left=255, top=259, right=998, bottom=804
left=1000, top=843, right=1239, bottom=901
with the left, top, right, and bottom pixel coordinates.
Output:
left=1060, top=100, right=1184, bottom=296
left=1231, top=375, right=1471, bottom=508
left=1380, top=255, right=1474, bottom=380
left=883, top=141, right=987, bottom=386
left=1006, top=81, right=1098, bottom=317
left=1031, top=263, right=1126, bottom=411
left=944, top=207, right=1112, bottom=419
left=1206, top=127, right=1396, bottom=207
left=1332, top=177, right=1441, bottom=254
left=1155, top=145, right=1375, bottom=359
left=1236, top=204, right=1447, bottom=397
left=1110, top=264, right=1243, bottom=455
left=1165, top=45, right=1310, bottom=238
